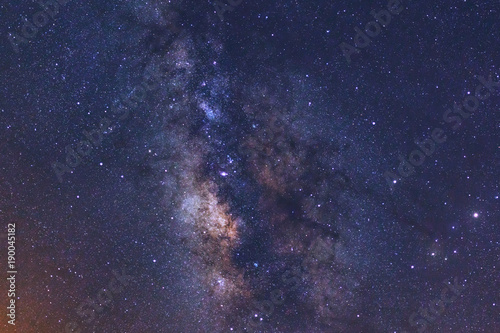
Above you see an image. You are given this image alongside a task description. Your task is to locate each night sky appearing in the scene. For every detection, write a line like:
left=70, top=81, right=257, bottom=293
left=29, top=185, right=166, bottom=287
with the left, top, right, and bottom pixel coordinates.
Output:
left=0, top=0, right=499, bottom=332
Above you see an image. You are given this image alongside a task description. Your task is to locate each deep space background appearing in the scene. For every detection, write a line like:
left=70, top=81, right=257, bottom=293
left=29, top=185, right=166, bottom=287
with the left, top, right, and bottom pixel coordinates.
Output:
left=0, top=0, right=499, bottom=332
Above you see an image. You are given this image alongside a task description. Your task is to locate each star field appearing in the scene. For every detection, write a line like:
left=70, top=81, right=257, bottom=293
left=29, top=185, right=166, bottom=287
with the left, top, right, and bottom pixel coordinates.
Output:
left=0, top=0, right=499, bottom=332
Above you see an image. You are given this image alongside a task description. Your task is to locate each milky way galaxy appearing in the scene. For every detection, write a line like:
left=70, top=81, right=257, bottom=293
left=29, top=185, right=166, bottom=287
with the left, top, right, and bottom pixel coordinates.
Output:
left=1, top=0, right=499, bottom=332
